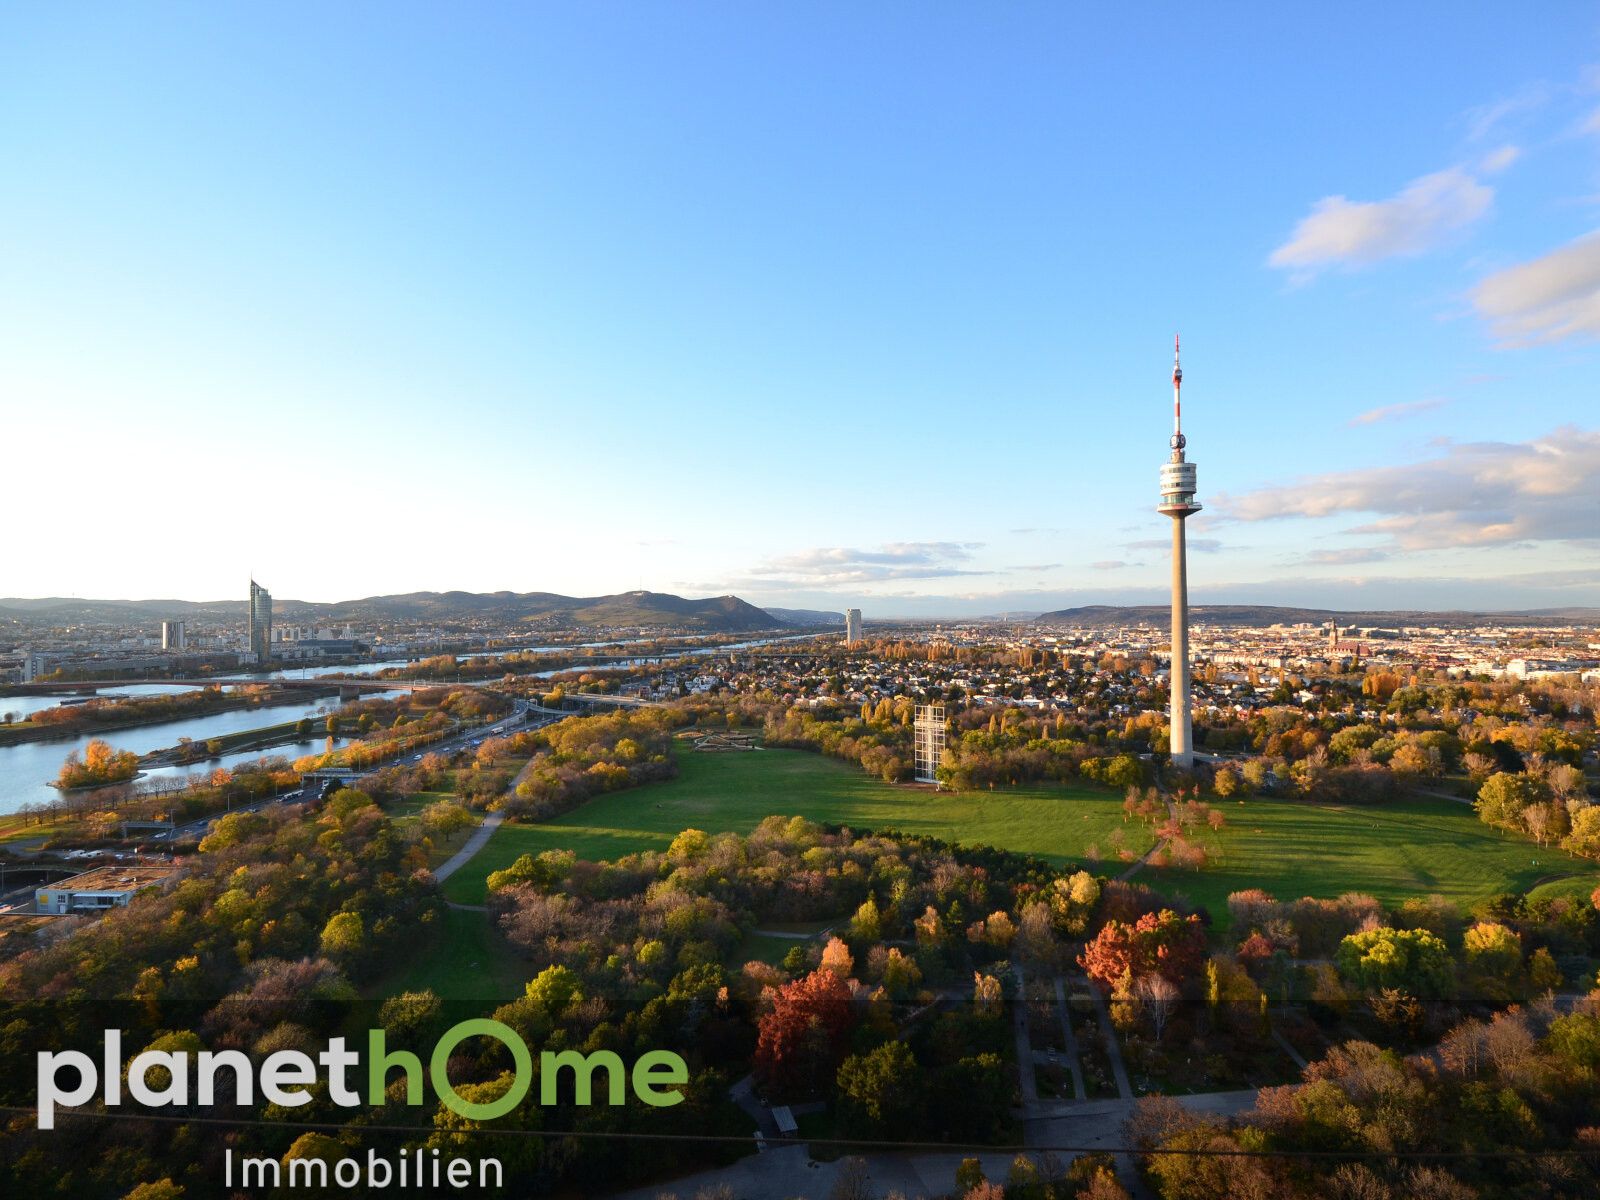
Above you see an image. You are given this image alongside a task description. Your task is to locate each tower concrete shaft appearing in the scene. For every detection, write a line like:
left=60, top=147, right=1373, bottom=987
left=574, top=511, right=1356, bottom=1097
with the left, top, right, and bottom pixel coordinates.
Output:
left=1157, top=335, right=1200, bottom=769
left=1169, top=514, right=1193, bottom=767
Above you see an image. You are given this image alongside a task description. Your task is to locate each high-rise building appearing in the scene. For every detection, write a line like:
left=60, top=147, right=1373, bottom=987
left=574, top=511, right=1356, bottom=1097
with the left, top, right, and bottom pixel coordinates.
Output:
left=160, top=619, right=187, bottom=651
left=1157, top=336, right=1200, bottom=769
left=913, top=704, right=946, bottom=783
left=844, top=608, right=863, bottom=645
left=248, top=579, right=273, bottom=664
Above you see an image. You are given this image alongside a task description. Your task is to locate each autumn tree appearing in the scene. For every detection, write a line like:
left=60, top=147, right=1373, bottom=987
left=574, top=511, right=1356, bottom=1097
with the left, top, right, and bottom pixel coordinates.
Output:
left=820, top=937, right=854, bottom=980
left=754, top=968, right=858, bottom=1098
left=1079, top=909, right=1207, bottom=992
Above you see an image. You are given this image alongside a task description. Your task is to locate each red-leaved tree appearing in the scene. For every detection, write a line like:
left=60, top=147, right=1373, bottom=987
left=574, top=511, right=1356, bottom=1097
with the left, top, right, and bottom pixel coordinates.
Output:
left=754, top=968, right=857, bottom=1099
left=1079, top=909, right=1206, bottom=993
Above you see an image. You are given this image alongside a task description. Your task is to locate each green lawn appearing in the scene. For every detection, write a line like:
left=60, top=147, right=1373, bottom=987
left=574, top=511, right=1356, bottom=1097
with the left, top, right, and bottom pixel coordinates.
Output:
left=735, top=931, right=806, bottom=967
left=1526, top=873, right=1600, bottom=905
left=384, top=790, right=451, bottom=821
left=442, top=747, right=1150, bottom=904
left=1130, top=794, right=1600, bottom=927
left=370, top=905, right=528, bottom=1026
left=382, top=788, right=482, bottom=867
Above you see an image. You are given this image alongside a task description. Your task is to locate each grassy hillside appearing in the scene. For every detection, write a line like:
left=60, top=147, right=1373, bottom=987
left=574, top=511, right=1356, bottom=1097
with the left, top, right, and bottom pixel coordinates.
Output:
left=1132, top=794, right=1600, bottom=927
left=442, top=747, right=1149, bottom=904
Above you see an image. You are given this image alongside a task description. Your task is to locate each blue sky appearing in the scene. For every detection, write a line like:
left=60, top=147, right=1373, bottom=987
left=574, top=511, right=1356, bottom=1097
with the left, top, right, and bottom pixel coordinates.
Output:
left=2, top=4, right=1597, bottom=615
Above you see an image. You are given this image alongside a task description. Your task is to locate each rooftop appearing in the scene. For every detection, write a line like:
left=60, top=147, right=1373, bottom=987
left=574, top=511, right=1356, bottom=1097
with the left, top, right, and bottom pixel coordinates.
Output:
left=46, top=863, right=179, bottom=893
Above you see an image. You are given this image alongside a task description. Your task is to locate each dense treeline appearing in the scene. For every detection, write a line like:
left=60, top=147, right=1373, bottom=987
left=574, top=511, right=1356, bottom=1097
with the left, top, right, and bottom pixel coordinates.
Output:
left=53, top=737, right=141, bottom=789
left=1129, top=993, right=1600, bottom=1198
left=0, top=792, right=438, bottom=1197
left=5, top=685, right=270, bottom=738
left=477, top=818, right=1099, bottom=1188
left=497, top=708, right=679, bottom=820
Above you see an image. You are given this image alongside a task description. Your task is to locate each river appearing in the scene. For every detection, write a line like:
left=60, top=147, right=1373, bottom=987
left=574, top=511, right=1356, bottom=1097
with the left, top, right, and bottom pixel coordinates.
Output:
left=0, top=634, right=818, bottom=815
left=0, top=693, right=347, bottom=816
left=214, top=634, right=818, bottom=683
left=0, top=684, right=201, bottom=723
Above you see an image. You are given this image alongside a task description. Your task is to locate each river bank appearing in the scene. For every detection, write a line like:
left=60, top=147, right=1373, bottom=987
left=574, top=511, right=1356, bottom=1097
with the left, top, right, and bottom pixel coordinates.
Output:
left=0, top=686, right=338, bottom=748
left=141, top=714, right=357, bottom=767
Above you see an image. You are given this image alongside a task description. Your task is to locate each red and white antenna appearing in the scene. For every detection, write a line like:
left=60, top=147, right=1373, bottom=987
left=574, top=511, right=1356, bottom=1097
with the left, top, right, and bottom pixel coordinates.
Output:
left=1172, top=333, right=1183, bottom=437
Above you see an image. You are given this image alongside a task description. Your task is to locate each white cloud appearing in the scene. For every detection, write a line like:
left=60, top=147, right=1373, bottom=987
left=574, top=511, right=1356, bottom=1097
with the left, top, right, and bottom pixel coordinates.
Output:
left=1302, top=548, right=1391, bottom=565
left=1349, top=397, right=1448, bottom=426
left=1473, top=230, right=1600, bottom=344
left=710, top=541, right=991, bottom=591
left=1090, top=560, right=1130, bottom=571
left=1217, top=427, right=1600, bottom=550
left=1269, top=167, right=1493, bottom=274
left=1479, top=145, right=1521, bottom=174
left=1466, top=86, right=1551, bottom=141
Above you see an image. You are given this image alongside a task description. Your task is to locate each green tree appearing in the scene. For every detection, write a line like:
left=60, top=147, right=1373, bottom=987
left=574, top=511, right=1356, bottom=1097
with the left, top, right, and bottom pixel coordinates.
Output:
left=1335, top=927, right=1452, bottom=998
left=525, top=964, right=582, bottom=1018
left=1475, top=772, right=1546, bottom=831
left=378, top=989, right=444, bottom=1045
left=319, top=911, right=365, bottom=958
left=1528, top=947, right=1562, bottom=994
left=955, top=1158, right=987, bottom=1194
left=1462, top=922, right=1520, bottom=978
left=850, top=895, right=883, bottom=942
left=123, top=1182, right=186, bottom=1200
left=836, top=1041, right=922, bottom=1137
left=1562, top=805, right=1600, bottom=857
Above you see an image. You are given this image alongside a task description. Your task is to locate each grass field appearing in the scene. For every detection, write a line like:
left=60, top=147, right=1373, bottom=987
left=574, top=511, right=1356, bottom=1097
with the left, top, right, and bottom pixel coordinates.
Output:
left=1526, top=874, right=1600, bottom=905
left=735, top=931, right=807, bottom=966
left=442, top=747, right=1151, bottom=905
left=1132, top=794, right=1600, bottom=927
left=368, top=905, right=528, bottom=1026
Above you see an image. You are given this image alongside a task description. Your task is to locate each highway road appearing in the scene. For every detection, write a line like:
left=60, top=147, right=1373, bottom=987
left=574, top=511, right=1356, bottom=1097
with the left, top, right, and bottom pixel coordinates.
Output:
left=146, top=698, right=560, bottom=844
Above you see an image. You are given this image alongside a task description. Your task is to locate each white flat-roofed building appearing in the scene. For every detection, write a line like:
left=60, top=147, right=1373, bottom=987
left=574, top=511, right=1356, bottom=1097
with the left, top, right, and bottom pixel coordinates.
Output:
left=35, top=864, right=179, bottom=915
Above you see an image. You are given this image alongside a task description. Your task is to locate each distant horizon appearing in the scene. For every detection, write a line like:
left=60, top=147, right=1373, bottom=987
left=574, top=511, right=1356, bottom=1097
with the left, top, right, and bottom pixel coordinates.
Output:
left=3, top=585, right=1597, bottom=623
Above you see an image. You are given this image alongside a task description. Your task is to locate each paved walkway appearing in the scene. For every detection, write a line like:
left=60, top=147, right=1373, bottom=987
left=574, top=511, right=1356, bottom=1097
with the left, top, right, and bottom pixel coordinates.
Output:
left=434, top=810, right=504, bottom=882
left=1270, top=1025, right=1309, bottom=1071
left=1013, top=964, right=1040, bottom=1104
left=1052, top=976, right=1088, bottom=1101
left=1082, top=976, right=1132, bottom=1101
left=608, top=1143, right=1019, bottom=1200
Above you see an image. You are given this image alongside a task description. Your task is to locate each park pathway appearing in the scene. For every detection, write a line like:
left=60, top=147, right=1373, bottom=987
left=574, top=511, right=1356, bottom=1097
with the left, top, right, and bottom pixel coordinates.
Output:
left=434, top=810, right=504, bottom=882
left=1116, top=793, right=1179, bottom=882
left=1013, top=963, right=1040, bottom=1104
left=431, top=748, right=542, bottom=887
left=1082, top=976, right=1133, bottom=1101
left=1270, top=1025, right=1308, bottom=1071
left=1052, top=975, right=1088, bottom=1101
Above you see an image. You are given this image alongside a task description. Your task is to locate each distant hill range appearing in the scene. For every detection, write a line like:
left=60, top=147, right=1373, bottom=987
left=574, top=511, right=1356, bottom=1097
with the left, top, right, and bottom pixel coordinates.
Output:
left=1035, top=604, right=1600, bottom=628
left=0, top=590, right=788, bottom=633
left=761, top=607, right=845, bottom=628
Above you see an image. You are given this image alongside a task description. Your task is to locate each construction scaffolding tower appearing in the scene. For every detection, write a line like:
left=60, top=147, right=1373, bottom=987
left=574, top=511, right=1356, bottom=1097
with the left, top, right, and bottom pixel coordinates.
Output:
left=913, top=704, right=946, bottom=784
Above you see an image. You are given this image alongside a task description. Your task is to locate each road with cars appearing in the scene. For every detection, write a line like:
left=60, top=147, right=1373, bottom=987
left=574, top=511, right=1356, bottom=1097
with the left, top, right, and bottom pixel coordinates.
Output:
left=131, top=698, right=558, bottom=844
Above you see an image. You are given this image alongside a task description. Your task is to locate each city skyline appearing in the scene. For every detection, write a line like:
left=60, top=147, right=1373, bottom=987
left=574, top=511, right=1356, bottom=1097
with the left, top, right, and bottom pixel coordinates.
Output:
left=3, top=6, right=1597, bottom=614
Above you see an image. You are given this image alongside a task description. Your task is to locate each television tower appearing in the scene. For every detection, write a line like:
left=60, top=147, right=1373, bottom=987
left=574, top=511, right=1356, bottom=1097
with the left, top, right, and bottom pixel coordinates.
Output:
left=1158, top=335, right=1200, bottom=769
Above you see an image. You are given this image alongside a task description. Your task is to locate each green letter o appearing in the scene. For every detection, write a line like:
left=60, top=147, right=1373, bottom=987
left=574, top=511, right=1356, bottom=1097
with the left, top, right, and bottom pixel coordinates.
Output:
left=430, top=1019, right=532, bottom=1120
